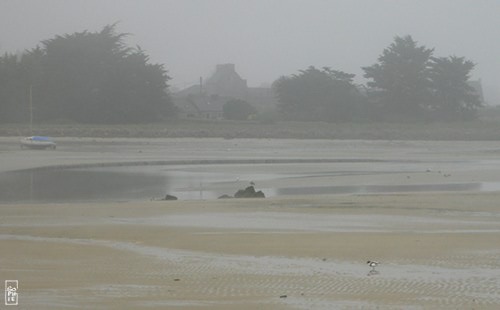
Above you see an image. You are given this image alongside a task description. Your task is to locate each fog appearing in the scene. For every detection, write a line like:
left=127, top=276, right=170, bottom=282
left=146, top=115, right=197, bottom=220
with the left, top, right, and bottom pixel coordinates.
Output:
left=1, top=0, right=499, bottom=103
left=3, top=2, right=500, bottom=305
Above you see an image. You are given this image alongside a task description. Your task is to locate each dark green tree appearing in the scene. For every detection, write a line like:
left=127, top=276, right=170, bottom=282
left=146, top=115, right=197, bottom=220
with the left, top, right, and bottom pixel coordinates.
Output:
left=0, top=51, right=44, bottom=123
left=0, top=53, right=27, bottom=122
left=223, top=99, right=257, bottom=120
left=38, top=24, right=174, bottom=123
left=428, top=56, right=481, bottom=120
left=0, top=24, right=175, bottom=124
left=273, top=66, right=359, bottom=121
left=362, top=35, right=434, bottom=119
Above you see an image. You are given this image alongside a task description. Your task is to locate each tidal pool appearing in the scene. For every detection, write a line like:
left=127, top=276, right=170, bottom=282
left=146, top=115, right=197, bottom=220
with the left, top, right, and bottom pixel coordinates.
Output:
left=1, top=163, right=499, bottom=203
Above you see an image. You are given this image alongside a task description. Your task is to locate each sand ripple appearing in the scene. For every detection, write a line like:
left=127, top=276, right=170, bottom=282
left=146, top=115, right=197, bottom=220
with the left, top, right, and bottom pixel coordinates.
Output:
left=2, top=234, right=499, bottom=309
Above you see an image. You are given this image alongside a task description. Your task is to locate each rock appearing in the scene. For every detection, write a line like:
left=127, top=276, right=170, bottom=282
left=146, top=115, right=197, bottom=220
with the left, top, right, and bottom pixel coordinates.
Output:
left=163, top=194, right=178, bottom=200
left=254, top=190, right=265, bottom=198
left=234, top=186, right=265, bottom=198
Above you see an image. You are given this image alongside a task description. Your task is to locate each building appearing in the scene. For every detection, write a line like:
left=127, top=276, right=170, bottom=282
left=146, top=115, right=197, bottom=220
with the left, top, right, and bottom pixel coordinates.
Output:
left=204, top=64, right=248, bottom=98
left=173, top=64, right=278, bottom=119
left=174, top=93, right=227, bottom=119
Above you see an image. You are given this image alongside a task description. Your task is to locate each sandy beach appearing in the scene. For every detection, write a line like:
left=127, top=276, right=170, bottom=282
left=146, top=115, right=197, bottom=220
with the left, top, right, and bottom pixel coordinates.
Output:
left=1, top=137, right=500, bottom=309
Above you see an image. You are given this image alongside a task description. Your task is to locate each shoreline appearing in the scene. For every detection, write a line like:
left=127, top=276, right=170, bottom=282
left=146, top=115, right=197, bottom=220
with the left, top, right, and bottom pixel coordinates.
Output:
left=2, top=136, right=500, bottom=173
left=3, top=115, right=500, bottom=141
left=1, top=138, right=500, bottom=308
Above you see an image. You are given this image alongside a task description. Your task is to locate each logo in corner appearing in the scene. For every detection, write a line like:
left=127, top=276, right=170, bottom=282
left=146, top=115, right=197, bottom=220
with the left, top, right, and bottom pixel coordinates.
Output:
left=5, top=280, right=18, bottom=306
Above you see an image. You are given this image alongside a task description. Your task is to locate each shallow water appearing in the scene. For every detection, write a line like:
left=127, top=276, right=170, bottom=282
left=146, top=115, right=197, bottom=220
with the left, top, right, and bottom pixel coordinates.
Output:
left=1, top=163, right=500, bottom=203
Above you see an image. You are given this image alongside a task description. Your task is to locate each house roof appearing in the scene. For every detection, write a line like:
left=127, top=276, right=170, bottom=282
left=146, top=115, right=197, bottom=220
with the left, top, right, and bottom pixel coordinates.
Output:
left=172, top=63, right=279, bottom=113
left=174, top=85, right=201, bottom=97
left=173, top=93, right=228, bottom=113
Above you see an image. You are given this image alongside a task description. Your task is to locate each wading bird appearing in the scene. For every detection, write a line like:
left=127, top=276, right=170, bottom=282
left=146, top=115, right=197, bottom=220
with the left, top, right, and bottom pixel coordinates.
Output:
left=367, top=260, right=379, bottom=270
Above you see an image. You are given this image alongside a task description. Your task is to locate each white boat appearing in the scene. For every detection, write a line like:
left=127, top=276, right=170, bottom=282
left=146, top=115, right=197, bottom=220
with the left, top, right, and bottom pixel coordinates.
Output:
left=20, top=88, right=57, bottom=150
left=20, top=136, right=56, bottom=150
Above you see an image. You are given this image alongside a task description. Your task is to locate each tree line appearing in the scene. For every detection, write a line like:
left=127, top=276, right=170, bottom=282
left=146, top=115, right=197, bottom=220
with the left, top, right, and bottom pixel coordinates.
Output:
left=274, top=35, right=482, bottom=122
left=0, top=24, right=175, bottom=124
left=0, top=27, right=482, bottom=124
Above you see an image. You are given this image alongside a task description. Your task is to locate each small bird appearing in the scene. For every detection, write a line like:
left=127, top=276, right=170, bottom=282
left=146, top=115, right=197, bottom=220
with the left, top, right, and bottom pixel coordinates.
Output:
left=367, top=260, right=379, bottom=270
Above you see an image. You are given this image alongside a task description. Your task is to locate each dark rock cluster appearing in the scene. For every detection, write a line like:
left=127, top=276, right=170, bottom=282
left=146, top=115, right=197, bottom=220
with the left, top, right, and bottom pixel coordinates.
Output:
left=234, top=185, right=265, bottom=198
left=218, top=185, right=265, bottom=199
left=163, top=194, right=178, bottom=200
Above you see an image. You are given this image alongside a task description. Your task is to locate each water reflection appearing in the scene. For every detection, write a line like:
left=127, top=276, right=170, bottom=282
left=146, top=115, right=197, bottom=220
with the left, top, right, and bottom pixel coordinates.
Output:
left=0, top=165, right=498, bottom=203
left=367, top=270, right=380, bottom=277
left=0, top=167, right=260, bottom=203
left=0, top=169, right=167, bottom=203
left=277, top=183, right=483, bottom=196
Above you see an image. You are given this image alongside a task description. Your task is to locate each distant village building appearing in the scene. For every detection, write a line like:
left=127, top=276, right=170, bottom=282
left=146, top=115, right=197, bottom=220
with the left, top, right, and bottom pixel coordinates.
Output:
left=174, top=93, right=226, bottom=119
left=173, top=64, right=277, bottom=119
left=205, top=64, right=248, bottom=98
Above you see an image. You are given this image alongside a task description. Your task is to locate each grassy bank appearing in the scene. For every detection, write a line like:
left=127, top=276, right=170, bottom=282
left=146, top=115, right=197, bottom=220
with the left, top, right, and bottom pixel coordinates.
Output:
left=2, top=117, right=500, bottom=140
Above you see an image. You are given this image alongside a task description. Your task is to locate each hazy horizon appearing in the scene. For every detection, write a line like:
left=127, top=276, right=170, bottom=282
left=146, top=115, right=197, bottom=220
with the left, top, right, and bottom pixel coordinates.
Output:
left=1, top=0, right=499, bottom=104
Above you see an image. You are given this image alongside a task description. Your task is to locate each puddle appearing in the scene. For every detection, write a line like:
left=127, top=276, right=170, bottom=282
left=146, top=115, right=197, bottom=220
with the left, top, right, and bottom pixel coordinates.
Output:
left=0, top=166, right=245, bottom=203
left=1, top=164, right=500, bottom=203
left=277, top=183, right=484, bottom=195
left=0, top=168, right=167, bottom=203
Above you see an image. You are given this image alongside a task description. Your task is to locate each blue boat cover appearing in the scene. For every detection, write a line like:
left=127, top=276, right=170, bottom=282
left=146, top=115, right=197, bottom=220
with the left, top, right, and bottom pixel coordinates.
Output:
left=32, top=136, right=51, bottom=141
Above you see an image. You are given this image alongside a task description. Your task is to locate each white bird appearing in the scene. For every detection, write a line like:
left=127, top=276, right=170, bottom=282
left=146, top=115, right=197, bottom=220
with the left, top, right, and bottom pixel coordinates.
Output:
left=367, top=260, right=379, bottom=270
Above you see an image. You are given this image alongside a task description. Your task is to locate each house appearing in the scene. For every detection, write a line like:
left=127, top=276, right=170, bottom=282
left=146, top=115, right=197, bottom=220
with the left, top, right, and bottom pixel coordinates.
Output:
left=174, top=93, right=227, bottom=119
left=204, top=63, right=248, bottom=98
left=173, top=64, right=278, bottom=119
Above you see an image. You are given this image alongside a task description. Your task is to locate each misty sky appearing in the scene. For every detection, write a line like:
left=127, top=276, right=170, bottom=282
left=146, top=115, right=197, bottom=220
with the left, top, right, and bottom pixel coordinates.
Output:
left=1, top=0, right=499, bottom=103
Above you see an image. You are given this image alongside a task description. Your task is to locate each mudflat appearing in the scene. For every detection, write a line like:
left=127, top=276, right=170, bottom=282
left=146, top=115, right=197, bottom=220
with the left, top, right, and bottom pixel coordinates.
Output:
left=1, top=137, right=500, bottom=309
left=1, top=194, right=500, bottom=309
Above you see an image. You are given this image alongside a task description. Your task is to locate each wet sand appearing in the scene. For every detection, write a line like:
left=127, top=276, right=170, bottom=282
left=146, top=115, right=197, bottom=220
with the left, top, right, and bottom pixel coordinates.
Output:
left=1, top=194, right=500, bottom=309
left=1, top=137, right=500, bottom=309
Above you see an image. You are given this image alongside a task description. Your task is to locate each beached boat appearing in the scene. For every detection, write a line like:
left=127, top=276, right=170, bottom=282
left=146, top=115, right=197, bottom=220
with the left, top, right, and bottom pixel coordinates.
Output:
left=20, top=136, right=57, bottom=150
left=19, top=87, right=56, bottom=149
